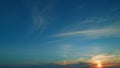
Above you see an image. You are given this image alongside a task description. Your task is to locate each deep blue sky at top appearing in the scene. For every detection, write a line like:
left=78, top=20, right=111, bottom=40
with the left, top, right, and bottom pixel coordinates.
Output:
left=0, top=0, right=119, bottom=44
left=0, top=0, right=120, bottom=65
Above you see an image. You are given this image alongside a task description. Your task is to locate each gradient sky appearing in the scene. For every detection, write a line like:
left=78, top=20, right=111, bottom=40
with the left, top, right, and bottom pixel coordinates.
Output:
left=0, top=0, right=120, bottom=66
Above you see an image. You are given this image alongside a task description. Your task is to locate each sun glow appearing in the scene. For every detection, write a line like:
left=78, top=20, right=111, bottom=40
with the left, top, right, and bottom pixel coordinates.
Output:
left=90, top=54, right=114, bottom=68
left=97, top=62, right=102, bottom=68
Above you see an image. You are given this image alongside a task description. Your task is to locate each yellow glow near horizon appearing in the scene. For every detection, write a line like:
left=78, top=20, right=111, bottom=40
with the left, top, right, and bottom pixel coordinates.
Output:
left=90, top=54, right=114, bottom=68
left=97, top=62, right=102, bottom=68
left=93, top=60, right=103, bottom=68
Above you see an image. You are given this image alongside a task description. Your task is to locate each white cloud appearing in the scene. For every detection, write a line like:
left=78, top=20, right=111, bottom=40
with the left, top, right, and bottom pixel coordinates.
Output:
left=56, top=24, right=120, bottom=39
left=90, top=54, right=114, bottom=62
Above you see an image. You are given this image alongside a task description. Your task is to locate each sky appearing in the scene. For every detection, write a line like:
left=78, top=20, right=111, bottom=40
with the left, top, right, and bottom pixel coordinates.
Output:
left=0, top=0, right=120, bottom=68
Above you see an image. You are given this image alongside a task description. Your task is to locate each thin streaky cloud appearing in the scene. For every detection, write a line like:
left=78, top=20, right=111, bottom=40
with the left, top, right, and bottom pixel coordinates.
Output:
left=55, top=13, right=118, bottom=36
left=80, top=16, right=112, bottom=24
left=56, top=24, right=120, bottom=38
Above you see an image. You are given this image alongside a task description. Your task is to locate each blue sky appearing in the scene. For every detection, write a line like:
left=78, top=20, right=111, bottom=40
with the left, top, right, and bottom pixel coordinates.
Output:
left=0, top=0, right=120, bottom=66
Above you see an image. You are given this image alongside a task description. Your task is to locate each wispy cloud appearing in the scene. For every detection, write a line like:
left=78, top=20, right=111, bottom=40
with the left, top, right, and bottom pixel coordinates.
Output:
left=90, top=54, right=114, bottom=63
left=55, top=23, right=120, bottom=39
left=52, top=6, right=120, bottom=36
left=80, top=17, right=110, bottom=24
left=25, top=0, right=56, bottom=33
